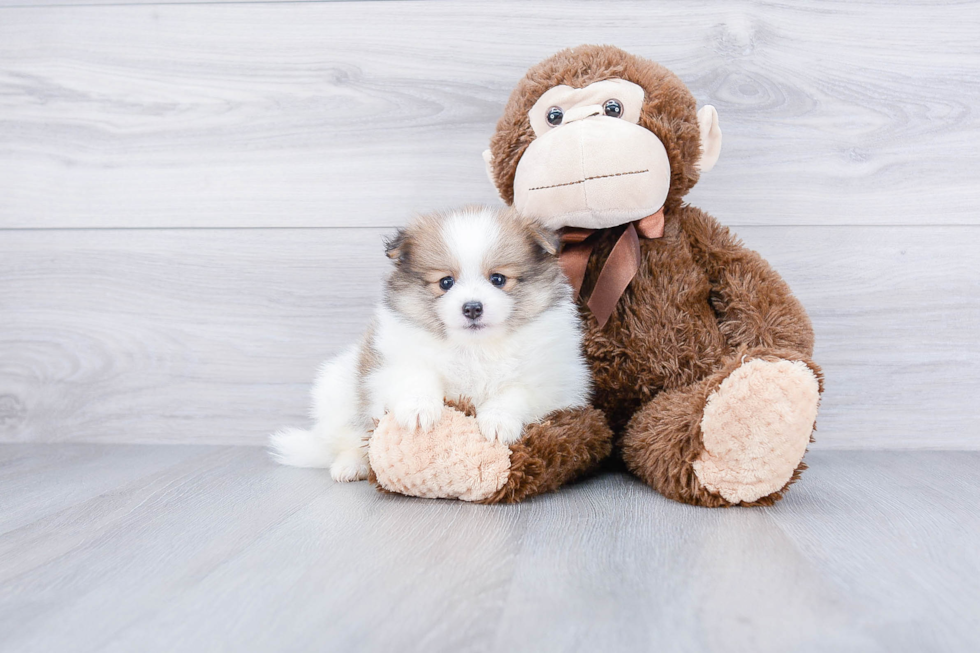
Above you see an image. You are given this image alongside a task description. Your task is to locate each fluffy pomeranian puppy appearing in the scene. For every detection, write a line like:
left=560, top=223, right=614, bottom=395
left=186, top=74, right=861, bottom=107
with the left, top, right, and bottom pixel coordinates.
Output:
left=270, top=205, right=591, bottom=482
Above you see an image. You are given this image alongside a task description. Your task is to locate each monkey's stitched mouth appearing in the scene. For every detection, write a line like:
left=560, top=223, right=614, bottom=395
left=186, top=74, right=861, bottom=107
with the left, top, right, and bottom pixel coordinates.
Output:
left=528, top=169, right=649, bottom=192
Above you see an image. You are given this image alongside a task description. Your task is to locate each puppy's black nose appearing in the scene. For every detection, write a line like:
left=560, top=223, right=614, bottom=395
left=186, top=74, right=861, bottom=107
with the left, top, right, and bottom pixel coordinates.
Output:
left=462, top=301, right=483, bottom=320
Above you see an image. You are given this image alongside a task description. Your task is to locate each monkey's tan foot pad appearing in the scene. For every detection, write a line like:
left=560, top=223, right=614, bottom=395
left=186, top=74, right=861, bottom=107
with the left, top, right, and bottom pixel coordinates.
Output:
left=693, top=359, right=820, bottom=504
left=369, top=405, right=511, bottom=502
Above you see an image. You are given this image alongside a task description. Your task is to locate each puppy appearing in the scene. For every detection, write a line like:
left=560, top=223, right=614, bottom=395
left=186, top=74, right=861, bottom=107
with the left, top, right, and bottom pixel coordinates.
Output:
left=270, top=205, right=591, bottom=482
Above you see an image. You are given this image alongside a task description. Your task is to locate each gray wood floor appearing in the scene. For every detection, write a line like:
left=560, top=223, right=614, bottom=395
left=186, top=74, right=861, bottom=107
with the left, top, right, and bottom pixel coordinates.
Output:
left=1, top=445, right=977, bottom=653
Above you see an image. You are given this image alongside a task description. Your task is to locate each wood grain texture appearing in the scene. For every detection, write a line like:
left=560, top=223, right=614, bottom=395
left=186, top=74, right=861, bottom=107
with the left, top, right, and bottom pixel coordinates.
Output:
left=1, top=225, right=978, bottom=448
left=0, top=228, right=387, bottom=446
left=0, top=443, right=215, bottom=534
left=0, top=445, right=977, bottom=653
left=0, top=0, right=978, bottom=228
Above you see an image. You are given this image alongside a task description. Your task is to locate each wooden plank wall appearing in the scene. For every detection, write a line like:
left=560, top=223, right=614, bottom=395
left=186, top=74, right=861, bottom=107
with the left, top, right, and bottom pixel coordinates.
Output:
left=1, top=1, right=978, bottom=448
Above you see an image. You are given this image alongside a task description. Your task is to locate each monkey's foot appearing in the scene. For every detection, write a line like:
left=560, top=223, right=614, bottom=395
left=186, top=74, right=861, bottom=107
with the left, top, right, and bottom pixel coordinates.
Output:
left=368, top=400, right=613, bottom=503
left=369, top=405, right=512, bottom=502
left=693, top=358, right=820, bottom=504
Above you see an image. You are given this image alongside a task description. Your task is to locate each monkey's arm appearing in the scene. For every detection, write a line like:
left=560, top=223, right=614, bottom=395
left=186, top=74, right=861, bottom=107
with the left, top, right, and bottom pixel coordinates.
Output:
left=682, top=206, right=814, bottom=358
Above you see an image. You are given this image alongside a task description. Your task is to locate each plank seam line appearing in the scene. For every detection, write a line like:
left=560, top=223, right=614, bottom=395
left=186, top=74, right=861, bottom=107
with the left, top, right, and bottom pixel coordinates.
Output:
left=1, top=224, right=978, bottom=232
left=0, top=0, right=387, bottom=9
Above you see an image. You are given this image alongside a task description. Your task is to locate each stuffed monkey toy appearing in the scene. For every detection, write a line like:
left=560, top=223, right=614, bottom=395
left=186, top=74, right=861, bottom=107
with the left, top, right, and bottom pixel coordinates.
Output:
left=371, top=45, right=821, bottom=506
left=481, top=45, right=823, bottom=506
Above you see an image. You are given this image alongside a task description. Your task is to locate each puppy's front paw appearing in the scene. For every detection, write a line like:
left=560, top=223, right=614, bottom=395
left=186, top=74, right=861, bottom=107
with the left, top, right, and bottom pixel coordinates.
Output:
left=392, top=395, right=443, bottom=432
left=477, top=409, right=525, bottom=445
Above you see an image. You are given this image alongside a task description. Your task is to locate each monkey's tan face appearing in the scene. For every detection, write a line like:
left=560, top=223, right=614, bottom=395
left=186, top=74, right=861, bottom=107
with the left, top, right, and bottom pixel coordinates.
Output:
left=512, top=79, right=670, bottom=230
left=493, top=78, right=721, bottom=232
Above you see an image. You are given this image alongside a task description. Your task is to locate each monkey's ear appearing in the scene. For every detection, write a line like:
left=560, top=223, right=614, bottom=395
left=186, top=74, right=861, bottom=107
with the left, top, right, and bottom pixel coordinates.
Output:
left=482, top=149, right=496, bottom=186
left=384, top=229, right=409, bottom=263
left=696, top=105, right=722, bottom=173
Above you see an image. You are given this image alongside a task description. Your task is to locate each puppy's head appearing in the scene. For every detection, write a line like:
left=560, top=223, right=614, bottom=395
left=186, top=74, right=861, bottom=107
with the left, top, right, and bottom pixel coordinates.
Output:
left=383, top=206, right=566, bottom=340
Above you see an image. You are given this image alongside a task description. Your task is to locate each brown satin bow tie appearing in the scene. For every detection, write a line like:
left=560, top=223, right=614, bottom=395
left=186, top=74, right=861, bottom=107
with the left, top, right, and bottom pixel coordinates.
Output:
left=558, top=206, right=665, bottom=327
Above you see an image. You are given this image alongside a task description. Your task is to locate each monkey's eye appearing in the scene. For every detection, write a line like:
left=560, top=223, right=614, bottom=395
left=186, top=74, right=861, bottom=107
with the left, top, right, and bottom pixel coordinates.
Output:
left=489, top=273, right=507, bottom=288
left=604, top=99, right=623, bottom=118
left=546, top=106, right=564, bottom=126
left=439, top=277, right=455, bottom=291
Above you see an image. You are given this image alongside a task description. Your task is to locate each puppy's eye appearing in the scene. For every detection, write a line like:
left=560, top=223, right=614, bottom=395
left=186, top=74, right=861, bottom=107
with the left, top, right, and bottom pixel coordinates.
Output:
left=489, top=273, right=506, bottom=288
left=439, top=277, right=454, bottom=291
left=546, top=106, right=563, bottom=126
left=604, top=99, right=623, bottom=118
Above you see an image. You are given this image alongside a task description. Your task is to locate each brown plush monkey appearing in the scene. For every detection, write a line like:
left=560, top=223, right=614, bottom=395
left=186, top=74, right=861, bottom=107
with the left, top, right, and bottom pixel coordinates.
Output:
left=482, top=45, right=823, bottom=506
left=371, top=45, right=821, bottom=506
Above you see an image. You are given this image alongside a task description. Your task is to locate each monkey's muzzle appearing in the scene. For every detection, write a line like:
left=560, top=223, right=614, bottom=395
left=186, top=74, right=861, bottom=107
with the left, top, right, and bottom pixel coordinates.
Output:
left=513, top=116, right=671, bottom=231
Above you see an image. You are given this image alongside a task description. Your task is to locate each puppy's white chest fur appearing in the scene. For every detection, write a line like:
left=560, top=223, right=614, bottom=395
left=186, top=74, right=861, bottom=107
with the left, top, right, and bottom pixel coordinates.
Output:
left=370, top=307, right=522, bottom=409
left=440, top=339, right=520, bottom=405
left=367, top=301, right=588, bottom=444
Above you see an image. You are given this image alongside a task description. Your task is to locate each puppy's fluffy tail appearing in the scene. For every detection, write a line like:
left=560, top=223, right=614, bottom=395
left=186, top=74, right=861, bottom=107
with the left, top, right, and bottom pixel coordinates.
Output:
left=269, top=428, right=334, bottom=468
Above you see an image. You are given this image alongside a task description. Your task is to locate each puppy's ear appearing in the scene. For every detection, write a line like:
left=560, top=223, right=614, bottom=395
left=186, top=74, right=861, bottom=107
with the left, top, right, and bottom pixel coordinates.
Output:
left=528, top=221, right=560, bottom=257
left=384, top=229, right=409, bottom=263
